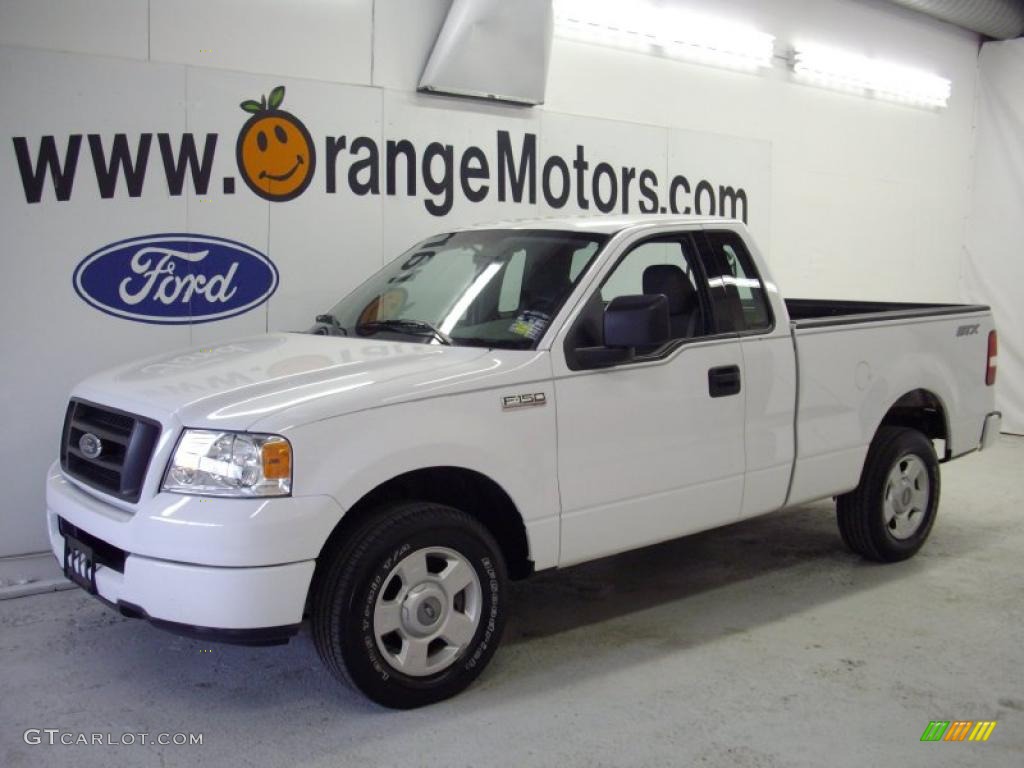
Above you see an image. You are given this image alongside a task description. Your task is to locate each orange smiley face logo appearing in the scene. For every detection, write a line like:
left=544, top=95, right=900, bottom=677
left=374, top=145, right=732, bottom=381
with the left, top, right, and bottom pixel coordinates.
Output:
left=236, top=86, right=315, bottom=202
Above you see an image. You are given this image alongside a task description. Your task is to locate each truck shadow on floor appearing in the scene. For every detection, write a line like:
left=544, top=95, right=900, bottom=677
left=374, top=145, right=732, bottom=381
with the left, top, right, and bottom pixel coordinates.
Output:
left=505, top=501, right=855, bottom=646
left=483, top=498, right=1004, bottom=694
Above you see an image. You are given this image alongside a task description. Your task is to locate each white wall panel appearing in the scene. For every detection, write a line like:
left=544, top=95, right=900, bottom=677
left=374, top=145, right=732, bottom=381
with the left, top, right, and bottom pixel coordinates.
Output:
left=150, top=0, right=373, bottom=85
left=537, top=112, right=668, bottom=218
left=665, top=127, right=772, bottom=246
left=182, top=67, right=271, bottom=347
left=543, top=0, right=979, bottom=303
left=372, top=0, right=451, bottom=91
left=266, top=80, right=384, bottom=333
left=0, top=0, right=148, bottom=60
left=380, top=91, right=541, bottom=256
left=0, top=49, right=189, bottom=558
left=963, top=38, right=1024, bottom=434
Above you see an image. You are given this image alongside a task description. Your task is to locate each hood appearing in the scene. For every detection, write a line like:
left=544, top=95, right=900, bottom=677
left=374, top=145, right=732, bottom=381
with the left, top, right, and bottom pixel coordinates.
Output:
left=73, top=333, right=491, bottom=430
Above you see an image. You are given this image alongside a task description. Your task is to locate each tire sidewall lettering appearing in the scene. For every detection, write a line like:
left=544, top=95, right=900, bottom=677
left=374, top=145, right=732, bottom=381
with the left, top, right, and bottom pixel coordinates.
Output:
left=356, top=536, right=501, bottom=684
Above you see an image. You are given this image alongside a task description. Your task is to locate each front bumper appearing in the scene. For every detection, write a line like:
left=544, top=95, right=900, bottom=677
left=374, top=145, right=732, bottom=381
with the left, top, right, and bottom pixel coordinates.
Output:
left=48, top=510, right=313, bottom=642
left=45, top=463, right=342, bottom=642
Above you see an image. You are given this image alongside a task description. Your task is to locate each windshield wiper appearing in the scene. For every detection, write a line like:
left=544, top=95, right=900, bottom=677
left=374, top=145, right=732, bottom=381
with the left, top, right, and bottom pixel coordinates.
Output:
left=451, top=336, right=532, bottom=349
left=357, top=319, right=453, bottom=346
left=313, top=314, right=348, bottom=336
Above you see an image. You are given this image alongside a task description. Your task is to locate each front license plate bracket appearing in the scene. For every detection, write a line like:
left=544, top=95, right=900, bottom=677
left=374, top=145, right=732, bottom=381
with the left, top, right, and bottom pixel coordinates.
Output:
left=63, top=534, right=97, bottom=594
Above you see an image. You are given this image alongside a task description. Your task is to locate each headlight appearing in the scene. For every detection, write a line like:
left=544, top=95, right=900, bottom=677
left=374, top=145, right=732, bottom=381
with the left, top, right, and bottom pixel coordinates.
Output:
left=162, top=430, right=292, bottom=497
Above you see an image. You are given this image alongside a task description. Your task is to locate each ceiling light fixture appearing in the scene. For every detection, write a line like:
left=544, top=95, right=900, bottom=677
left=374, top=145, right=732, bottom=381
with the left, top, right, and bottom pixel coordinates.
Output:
left=792, top=44, right=951, bottom=108
left=553, top=0, right=775, bottom=73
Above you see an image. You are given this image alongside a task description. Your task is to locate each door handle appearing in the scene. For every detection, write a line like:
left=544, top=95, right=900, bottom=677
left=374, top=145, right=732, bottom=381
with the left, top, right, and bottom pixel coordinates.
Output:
left=708, top=365, right=741, bottom=398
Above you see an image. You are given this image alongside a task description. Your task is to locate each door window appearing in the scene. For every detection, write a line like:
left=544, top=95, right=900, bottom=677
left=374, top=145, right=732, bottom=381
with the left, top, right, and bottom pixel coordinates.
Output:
left=699, top=231, right=772, bottom=332
left=600, top=237, right=707, bottom=342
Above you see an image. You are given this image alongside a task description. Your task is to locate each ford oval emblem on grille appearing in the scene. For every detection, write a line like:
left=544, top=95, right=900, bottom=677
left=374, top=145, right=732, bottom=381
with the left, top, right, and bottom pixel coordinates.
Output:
left=78, top=432, right=103, bottom=459
left=72, top=234, right=279, bottom=325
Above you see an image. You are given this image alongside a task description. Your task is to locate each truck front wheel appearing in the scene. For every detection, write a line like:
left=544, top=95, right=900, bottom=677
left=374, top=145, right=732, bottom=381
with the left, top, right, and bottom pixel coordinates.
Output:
left=312, top=502, right=507, bottom=708
left=836, top=427, right=940, bottom=562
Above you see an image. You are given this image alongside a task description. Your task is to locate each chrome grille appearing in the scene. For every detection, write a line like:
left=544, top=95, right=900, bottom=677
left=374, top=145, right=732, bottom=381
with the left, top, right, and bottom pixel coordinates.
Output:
left=60, top=399, right=160, bottom=503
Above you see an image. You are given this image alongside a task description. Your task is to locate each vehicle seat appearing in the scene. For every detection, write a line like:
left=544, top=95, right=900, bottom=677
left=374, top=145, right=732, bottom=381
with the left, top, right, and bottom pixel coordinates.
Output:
left=521, top=254, right=572, bottom=314
left=642, top=264, right=700, bottom=339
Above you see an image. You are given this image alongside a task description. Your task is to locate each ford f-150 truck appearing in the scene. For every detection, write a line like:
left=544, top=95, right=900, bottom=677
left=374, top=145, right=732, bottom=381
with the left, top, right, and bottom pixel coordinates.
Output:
left=47, top=215, right=1001, bottom=708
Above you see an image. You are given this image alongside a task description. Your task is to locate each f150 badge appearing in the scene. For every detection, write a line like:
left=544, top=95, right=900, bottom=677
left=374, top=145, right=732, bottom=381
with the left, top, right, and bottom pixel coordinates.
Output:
left=502, top=392, right=547, bottom=410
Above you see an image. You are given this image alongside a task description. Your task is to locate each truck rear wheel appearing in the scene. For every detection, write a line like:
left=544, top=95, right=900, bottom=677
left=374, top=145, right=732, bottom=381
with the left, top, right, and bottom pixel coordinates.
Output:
left=836, top=427, right=940, bottom=562
left=311, top=502, right=507, bottom=709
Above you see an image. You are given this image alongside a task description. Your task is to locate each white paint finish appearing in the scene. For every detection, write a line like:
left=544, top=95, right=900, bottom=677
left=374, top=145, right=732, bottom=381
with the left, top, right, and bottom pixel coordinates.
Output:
left=555, top=340, right=746, bottom=565
left=0, top=0, right=148, bottom=60
left=280, top=351, right=562, bottom=568
left=74, top=333, right=478, bottom=429
left=739, top=335, right=797, bottom=516
left=63, top=333, right=561, bottom=566
left=559, top=476, right=743, bottom=567
left=549, top=219, right=753, bottom=562
left=785, top=446, right=867, bottom=507
left=47, top=465, right=343, bottom=566
left=0, top=48, right=190, bottom=558
left=522, top=515, right=558, bottom=578
left=42, top=220, right=997, bottom=630
left=47, top=508, right=313, bottom=627
left=787, top=311, right=995, bottom=505
left=150, top=0, right=373, bottom=85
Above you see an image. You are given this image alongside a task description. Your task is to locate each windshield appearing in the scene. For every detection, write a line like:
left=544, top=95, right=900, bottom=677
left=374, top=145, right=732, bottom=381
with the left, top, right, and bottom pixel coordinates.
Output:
left=313, top=229, right=607, bottom=349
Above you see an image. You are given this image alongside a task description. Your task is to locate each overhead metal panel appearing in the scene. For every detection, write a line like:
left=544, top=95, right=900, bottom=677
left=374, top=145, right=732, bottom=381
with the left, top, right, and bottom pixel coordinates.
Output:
left=418, top=0, right=553, bottom=105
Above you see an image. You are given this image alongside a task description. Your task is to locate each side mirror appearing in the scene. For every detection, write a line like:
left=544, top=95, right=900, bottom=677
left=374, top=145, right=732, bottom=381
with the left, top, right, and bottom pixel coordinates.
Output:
left=575, top=294, right=670, bottom=369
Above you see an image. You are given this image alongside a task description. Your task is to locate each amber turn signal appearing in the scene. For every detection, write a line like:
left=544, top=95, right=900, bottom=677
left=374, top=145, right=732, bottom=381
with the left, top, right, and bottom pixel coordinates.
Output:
left=261, top=439, right=292, bottom=480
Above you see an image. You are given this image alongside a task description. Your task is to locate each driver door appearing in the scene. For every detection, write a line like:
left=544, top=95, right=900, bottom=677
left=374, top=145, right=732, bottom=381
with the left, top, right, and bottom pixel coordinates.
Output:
left=553, top=233, right=747, bottom=566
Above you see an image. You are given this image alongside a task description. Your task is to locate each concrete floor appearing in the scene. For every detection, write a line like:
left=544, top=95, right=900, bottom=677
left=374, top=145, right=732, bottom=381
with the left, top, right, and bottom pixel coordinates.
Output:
left=2, top=437, right=1022, bottom=768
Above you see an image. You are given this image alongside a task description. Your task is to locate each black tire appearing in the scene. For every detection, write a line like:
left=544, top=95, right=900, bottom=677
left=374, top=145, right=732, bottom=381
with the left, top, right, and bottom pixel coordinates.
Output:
left=312, top=502, right=507, bottom=709
left=837, top=427, right=940, bottom=562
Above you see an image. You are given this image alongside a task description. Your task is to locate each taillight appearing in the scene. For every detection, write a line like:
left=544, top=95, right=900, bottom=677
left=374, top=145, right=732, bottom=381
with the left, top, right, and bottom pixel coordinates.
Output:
left=986, top=330, right=997, bottom=386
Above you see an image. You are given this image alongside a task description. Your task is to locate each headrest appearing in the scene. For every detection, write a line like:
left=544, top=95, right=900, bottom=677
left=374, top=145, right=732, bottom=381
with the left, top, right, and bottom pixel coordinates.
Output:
left=642, top=264, right=695, bottom=314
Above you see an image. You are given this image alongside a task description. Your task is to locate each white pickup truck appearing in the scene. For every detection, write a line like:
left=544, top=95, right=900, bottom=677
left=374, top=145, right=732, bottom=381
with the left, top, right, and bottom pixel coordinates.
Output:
left=48, top=215, right=1001, bottom=708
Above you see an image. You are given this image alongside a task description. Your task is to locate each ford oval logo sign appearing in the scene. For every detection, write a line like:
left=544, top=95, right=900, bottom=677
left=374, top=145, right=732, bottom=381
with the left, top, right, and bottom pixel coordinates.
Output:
left=73, top=234, right=279, bottom=324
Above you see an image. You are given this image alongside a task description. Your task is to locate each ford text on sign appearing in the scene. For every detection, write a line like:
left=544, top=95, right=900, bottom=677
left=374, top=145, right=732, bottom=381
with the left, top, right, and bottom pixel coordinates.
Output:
left=73, top=234, right=279, bottom=324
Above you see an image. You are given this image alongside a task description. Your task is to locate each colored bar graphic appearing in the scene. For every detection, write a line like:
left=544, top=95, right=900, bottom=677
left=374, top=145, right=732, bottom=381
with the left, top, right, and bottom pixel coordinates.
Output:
left=969, top=722, right=997, bottom=742
left=921, top=720, right=997, bottom=743
left=944, top=721, right=973, bottom=741
left=921, top=721, right=950, bottom=741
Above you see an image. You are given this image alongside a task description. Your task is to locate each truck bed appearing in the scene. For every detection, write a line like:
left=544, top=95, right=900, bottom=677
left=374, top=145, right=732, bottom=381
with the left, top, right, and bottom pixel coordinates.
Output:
left=785, top=298, right=990, bottom=328
left=784, top=298, right=993, bottom=508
